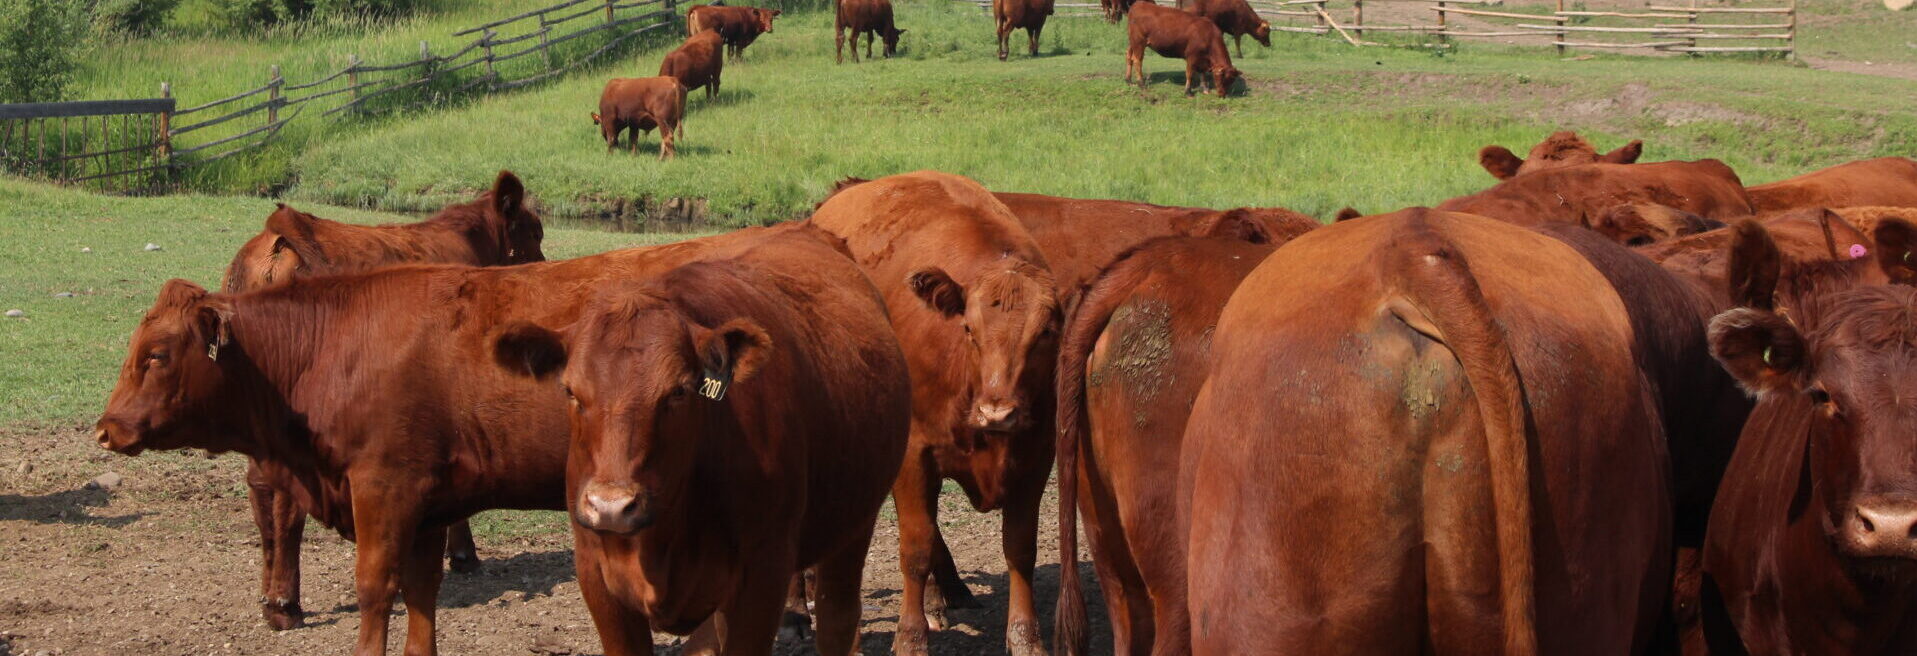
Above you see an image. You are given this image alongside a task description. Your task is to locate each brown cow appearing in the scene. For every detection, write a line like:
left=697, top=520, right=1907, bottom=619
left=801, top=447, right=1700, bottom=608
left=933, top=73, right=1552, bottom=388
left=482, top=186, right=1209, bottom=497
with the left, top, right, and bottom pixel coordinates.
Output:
left=1126, top=0, right=1240, bottom=97
left=807, top=171, right=1059, bottom=656
left=836, top=0, right=905, bottom=63
left=1177, top=0, right=1270, bottom=57
left=994, top=0, right=1054, bottom=60
left=686, top=4, right=780, bottom=60
left=1638, top=208, right=1881, bottom=298
left=490, top=230, right=910, bottom=656
left=1585, top=203, right=1724, bottom=247
left=1051, top=233, right=1303, bottom=656
left=1745, top=156, right=1917, bottom=213
left=94, top=226, right=800, bottom=656
left=661, top=30, right=724, bottom=100
left=1437, top=159, right=1755, bottom=227
left=592, top=77, right=686, bottom=159
left=219, top=171, right=543, bottom=631
left=1700, top=218, right=1917, bottom=655
left=1182, top=209, right=1671, bottom=654
left=1477, top=131, right=1644, bottom=181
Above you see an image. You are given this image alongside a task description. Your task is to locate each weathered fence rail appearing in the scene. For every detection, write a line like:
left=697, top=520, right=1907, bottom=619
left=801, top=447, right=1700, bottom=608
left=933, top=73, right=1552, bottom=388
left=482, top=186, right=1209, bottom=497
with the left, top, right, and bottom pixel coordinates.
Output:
left=0, top=94, right=176, bottom=192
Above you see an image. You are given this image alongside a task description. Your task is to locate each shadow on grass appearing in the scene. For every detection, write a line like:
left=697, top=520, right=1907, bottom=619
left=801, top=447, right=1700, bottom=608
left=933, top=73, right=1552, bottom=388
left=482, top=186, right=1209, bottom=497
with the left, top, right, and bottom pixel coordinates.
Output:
left=0, top=488, right=150, bottom=528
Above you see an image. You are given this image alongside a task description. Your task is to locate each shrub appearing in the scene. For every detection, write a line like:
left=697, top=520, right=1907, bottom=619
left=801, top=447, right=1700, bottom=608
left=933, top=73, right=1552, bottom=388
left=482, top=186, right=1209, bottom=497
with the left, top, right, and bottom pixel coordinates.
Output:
left=90, top=0, right=183, bottom=36
left=0, top=0, right=87, bottom=103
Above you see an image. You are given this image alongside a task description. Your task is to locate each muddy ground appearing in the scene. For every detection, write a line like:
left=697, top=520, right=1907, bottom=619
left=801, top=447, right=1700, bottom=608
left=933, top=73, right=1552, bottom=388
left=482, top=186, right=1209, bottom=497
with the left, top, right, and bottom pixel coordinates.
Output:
left=0, top=425, right=1113, bottom=655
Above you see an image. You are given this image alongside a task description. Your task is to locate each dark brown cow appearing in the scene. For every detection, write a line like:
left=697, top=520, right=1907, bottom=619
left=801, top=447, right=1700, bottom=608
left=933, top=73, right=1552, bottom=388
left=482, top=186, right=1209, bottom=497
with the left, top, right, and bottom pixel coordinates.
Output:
left=836, top=0, right=905, bottom=63
left=490, top=231, right=909, bottom=656
left=1177, top=0, right=1270, bottom=57
left=1477, top=131, right=1644, bottom=181
left=686, top=4, right=780, bottom=60
left=1051, top=233, right=1304, bottom=656
left=1125, top=0, right=1240, bottom=97
left=592, top=77, right=686, bottom=160
left=94, top=226, right=800, bottom=656
left=994, top=0, right=1053, bottom=60
left=1182, top=209, right=1671, bottom=654
left=1437, top=159, right=1755, bottom=227
left=1100, top=0, right=1138, bottom=21
left=660, top=30, right=725, bottom=100
left=807, top=171, right=1059, bottom=656
left=1585, top=203, right=1724, bottom=247
left=219, top=171, right=543, bottom=631
left=1746, top=156, right=1917, bottom=213
left=1700, top=218, right=1917, bottom=655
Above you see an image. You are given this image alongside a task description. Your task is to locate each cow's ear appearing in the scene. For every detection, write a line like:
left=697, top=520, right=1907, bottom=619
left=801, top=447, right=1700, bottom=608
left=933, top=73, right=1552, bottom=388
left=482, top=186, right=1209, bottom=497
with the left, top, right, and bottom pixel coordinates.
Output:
left=1333, top=207, right=1363, bottom=222
left=1727, top=219, right=1782, bottom=311
left=1709, top=307, right=1807, bottom=396
left=1872, top=216, right=1917, bottom=285
left=1601, top=139, right=1644, bottom=165
left=695, top=318, right=771, bottom=399
left=1478, top=145, right=1523, bottom=180
left=908, top=268, right=966, bottom=317
left=493, top=170, right=527, bottom=219
left=197, top=295, right=234, bottom=361
left=493, top=321, right=568, bottom=379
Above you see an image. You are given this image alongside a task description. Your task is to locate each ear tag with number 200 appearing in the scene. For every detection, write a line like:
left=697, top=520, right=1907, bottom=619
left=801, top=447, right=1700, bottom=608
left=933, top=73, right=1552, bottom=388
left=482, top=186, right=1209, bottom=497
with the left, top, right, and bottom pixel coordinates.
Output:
left=699, top=368, right=731, bottom=401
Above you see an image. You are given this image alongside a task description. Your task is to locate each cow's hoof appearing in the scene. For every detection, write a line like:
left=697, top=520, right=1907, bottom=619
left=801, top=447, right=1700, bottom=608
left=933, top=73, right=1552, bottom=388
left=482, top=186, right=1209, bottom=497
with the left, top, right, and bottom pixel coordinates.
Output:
left=893, top=621, right=930, bottom=656
left=1006, top=620, right=1048, bottom=656
left=262, top=601, right=304, bottom=631
left=778, top=610, right=811, bottom=642
left=448, top=552, right=481, bottom=574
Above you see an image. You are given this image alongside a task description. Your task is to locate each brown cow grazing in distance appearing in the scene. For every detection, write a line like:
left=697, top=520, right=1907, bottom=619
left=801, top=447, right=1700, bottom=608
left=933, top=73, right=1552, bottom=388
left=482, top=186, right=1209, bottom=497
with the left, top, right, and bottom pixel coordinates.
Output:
left=1700, top=217, right=1917, bottom=656
left=1178, top=0, right=1270, bottom=57
left=661, top=30, right=724, bottom=100
left=1745, top=156, right=1917, bottom=213
left=808, top=171, right=1059, bottom=656
left=1438, top=158, right=1755, bottom=227
left=592, top=77, right=686, bottom=159
left=994, top=0, right=1053, bottom=60
left=1585, top=202, right=1724, bottom=246
left=1183, top=209, right=1672, bottom=654
left=1477, top=130, right=1644, bottom=180
left=219, top=172, right=542, bottom=631
left=836, top=0, right=905, bottom=63
left=1052, top=232, right=1308, bottom=656
left=686, top=4, right=780, bottom=60
left=1126, top=0, right=1240, bottom=97
left=491, top=231, right=911, bottom=656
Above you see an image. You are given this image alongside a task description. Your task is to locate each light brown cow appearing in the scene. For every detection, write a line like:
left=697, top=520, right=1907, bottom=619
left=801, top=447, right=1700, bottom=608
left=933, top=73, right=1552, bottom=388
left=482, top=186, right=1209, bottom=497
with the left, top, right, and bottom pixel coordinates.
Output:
left=1745, top=156, right=1917, bottom=213
left=660, top=30, right=725, bottom=100
left=1477, top=131, right=1644, bottom=180
left=593, top=77, right=686, bottom=159
left=1438, top=159, right=1755, bottom=227
left=836, top=0, right=905, bottom=63
left=686, top=4, right=780, bottom=60
left=1177, top=0, right=1270, bottom=57
left=995, top=0, right=1054, bottom=60
left=1125, top=0, right=1240, bottom=97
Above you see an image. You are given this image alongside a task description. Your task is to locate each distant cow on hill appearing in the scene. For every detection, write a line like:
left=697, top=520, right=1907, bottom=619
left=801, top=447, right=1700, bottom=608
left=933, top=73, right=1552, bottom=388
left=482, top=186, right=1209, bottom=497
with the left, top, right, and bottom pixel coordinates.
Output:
left=836, top=0, right=905, bottom=63
left=1125, top=0, right=1240, bottom=97
left=1178, top=0, right=1270, bottom=56
left=994, top=0, right=1053, bottom=60
left=660, top=30, right=725, bottom=100
left=593, top=77, right=686, bottom=159
left=686, top=4, right=780, bottom=60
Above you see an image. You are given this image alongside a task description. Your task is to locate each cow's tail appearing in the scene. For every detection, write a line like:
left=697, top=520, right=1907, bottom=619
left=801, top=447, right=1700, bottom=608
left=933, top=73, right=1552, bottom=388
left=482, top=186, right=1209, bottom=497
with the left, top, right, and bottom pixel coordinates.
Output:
left=1383, top=210, right=1538, bottom=656
left=687, top=9, right=702, bottom=35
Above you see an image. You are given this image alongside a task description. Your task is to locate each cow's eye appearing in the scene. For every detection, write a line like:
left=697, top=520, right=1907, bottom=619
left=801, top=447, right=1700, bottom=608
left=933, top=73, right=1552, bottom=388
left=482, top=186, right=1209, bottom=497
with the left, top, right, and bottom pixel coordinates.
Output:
left=146, top=351, right=168, bottom=366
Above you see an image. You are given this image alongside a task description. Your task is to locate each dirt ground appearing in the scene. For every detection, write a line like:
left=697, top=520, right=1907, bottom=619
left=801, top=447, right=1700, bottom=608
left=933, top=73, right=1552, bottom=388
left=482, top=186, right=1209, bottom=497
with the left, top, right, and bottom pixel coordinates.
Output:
left=0, top=425, right=1113, bottom=656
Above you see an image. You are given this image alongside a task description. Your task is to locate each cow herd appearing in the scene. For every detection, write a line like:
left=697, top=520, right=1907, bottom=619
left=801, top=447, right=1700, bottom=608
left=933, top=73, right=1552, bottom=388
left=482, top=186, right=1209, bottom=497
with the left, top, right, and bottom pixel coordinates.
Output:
left=91, top=135, right=1917, bottom=656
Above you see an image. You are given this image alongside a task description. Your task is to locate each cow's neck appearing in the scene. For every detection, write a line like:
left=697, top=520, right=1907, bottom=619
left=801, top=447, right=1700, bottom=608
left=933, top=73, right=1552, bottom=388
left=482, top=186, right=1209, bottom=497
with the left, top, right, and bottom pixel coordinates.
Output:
left=220, top=298, right=323, bottom=460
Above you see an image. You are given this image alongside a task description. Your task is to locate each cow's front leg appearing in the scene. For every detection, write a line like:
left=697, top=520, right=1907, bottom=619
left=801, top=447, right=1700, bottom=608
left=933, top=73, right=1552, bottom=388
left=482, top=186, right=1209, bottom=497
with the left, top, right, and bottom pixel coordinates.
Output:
left=248, top=462, right=305, bottom=630
left=349, top=484, right=423, bottom=656
left=446, top=521, right=478, bottom=574
left=400, top=523, right=448, bottom=656
left=1002, top=471, right=1048, bottom=656
left=891, top=448, right=940, bottom=656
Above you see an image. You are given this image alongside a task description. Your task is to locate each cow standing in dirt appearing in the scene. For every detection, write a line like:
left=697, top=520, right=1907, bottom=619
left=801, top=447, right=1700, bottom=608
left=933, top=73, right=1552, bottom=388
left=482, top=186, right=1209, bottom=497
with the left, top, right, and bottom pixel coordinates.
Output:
left=1125, top=0, right=1240, bottom=97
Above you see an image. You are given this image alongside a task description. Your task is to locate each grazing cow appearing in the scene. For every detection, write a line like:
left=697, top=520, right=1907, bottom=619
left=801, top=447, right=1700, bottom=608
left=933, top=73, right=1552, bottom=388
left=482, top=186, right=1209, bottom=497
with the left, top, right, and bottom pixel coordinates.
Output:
left=836, top=0, right=905, bottom=63
left=1177, top=0, right=1270, bottom=57
left=807, top=171, right=1060, bottom=656
left=1125, top=0, right=1240, bottom=97
left=490, top=231, right=910, bottom=656
left=219, top=171, right=543, bottom=631
left=94, top=226, right=798, bottom=656
left=1101, top=0, right=1139, bottom=21
left=1585, top=203, right=1724, bottom=246
left=592, top=77, right=686, bottom=159
left=1051, top=233, right=1303, bottom=656
left=1437, top=159, right=1755, bottom=227
left=1745, top=156, right=1917, bottom=213
left=994, top=0, right=1054, bottom=60
left=686, top=4, right=780, bottom=60
left=1699, top=218, right=1917, bottom=656
left=1477, top=131, right=1645, bottom=181
left=1182, top=209, right=1671, bottom=654
left=661, top=30, right=725, bottom=100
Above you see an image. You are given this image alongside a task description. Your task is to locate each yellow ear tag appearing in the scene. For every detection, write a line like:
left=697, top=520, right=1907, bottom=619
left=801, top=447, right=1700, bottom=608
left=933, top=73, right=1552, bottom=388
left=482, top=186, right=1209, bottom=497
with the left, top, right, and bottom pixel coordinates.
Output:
left=207, top=342, right=220, bottom=362
left=699, top=373, right=729, bottom=400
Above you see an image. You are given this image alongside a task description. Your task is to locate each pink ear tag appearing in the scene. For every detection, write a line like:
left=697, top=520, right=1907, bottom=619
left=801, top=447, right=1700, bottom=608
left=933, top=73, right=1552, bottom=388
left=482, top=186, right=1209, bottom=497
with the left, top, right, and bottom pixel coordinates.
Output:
left=1849, top=243, right=1869, bottom=259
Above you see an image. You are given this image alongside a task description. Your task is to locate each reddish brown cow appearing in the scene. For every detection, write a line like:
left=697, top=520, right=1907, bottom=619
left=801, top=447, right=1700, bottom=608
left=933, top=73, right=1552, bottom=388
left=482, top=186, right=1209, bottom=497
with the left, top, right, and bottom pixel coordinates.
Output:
left=94, top=226, right=800, bottom=656
left=1125, top=0, right=1240, bottom=97
left=1177, top=0, right=1270, bottom=57
left=1182, top=209, right=1671, bottom=654
left=660, top=30, right=725, bottom=100
left=219, top=171, right=543, bottom=631
left=1437, top=159, right=1755, bottom=226
left=836, top=0, right=905, bottom=63
left=592, top=77, right=686, bottom=159
left=1477, top=131, right=1644, bottom=181
left=994, top=0, right=1054, bottom=60
left=807, top=171, right=1059, bottom=656
left=1700, top=218, right=1917, bottom=655
left=686, top=4, right=780, bottom=60
left=1825, top=205, right=1917, bottom=242
left=1745, top=156, right=1917, bottom=213
left=490, top=231, right=909, bottom=656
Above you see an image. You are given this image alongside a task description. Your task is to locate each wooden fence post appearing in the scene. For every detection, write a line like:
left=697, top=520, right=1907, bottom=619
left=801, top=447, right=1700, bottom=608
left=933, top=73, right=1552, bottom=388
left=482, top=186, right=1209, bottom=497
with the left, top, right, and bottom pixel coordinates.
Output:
left=1555, top=0, right=1566, bottom=55
left=482, top=29, right=499, bottom=89
left=537, top=13, right=554, bottom=71
left=606, top=0, right=615, bottom=23
left=1354, top=0, right=1363, bottom=39
left=1436, top=0, right=1448, bottom=45
left=157, top=83, right=172, bottom=178
left=1786, top=0, right=1796, bottom=60
left=267, top=65, right=282, bottom=125
left=348, top=54, right=362, bottom=106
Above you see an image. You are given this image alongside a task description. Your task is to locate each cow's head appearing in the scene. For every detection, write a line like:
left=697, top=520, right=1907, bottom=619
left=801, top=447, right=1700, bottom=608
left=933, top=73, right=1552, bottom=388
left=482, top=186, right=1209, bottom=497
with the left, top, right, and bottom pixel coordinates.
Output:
left=493, top=274, right=771, bottom=536
left=483, top=170, right=546, bottom=264
left=882, top=27, right=906, bottom=56
left=1211, top=65, right=1241, bottom=98
left=1710, top=217, right=1917, bottom=568
left=1252, top=20, right=1272, bottom=46
left=96, top=280, right=243, bottom=456
left=755, top=8, right=781, bottom=32
left=909, top=262, right=1059, bottom=433
left=1586, top=203, right=1722, bottom=247
left=1477, top=131, right=1643, bottom=180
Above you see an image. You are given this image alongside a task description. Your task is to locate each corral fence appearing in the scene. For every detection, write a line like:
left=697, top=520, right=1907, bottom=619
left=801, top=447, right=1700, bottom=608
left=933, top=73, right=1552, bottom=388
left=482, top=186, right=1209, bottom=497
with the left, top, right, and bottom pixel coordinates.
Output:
left=0, top=0, right=681, bottom=194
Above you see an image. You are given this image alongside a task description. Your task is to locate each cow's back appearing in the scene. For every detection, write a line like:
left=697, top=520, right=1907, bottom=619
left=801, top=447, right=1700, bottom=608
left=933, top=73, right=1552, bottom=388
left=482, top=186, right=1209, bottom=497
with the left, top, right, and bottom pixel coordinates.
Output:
left=1439, top=160, right=1754, bottom=225
left=1747, top=157, right=1917, bottom=213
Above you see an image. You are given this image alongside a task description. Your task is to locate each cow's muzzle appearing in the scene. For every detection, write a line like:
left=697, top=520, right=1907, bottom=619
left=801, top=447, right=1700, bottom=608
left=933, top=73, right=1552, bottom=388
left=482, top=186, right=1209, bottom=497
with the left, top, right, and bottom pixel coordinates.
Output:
left=575, top=480, right=653, bottom=535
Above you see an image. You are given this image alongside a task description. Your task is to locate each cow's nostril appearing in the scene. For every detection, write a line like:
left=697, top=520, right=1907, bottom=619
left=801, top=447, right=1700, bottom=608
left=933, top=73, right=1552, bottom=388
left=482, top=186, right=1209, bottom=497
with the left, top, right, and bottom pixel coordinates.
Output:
left=1859, top=510, right=1878, bottom=534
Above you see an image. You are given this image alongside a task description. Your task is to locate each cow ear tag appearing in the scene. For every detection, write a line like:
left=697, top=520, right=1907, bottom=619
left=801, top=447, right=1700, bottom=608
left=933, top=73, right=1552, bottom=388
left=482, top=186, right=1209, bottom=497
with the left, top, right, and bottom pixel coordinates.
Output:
left=699, top=367, right=731, bottom=401
left=208, top=342, right=220, bottom=362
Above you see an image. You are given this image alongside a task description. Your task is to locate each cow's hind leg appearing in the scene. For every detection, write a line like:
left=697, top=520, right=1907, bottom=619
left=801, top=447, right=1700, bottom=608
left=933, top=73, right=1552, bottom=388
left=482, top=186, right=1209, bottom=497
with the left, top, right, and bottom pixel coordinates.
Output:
left=866, top=32, right=876, bottom=60
left=836, top=25, right=846, bottom=64
left=778, top=572, right=812, bottom=642
left=813, top=519, right=879, bottom=656
left=1029, top=24, right=1043, bottom=56
left=445, top=520, right=478, bottom=574
left=928, top=535, right=981, bottom=612
left=248, top=462, right=305, bottom=631
left=1235, top=34, right=1243, bottom=58
left=998, top=23, right=1010, bottom=61
left=399, top=523, right=448, bottom=656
